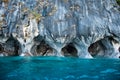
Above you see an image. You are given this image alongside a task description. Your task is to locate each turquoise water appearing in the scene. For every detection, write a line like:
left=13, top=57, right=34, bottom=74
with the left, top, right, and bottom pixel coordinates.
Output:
left=0, top=57, right=120, bottom=80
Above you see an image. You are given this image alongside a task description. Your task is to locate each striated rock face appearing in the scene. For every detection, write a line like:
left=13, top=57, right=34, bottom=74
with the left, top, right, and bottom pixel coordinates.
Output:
left=0, top=0, right=120, bottom=58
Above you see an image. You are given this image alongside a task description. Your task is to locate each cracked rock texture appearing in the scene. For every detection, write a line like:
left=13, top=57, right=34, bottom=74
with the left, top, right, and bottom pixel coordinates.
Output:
left=0, top=0, right=120, bottom=58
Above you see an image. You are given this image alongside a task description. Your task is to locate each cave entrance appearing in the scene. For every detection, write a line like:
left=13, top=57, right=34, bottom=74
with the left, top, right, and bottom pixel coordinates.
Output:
left=88, top=38, right=109, bottom=58
left=5, top=37, right=20, bottom=56
left=36, top=40, right=54, bottom=56
left=88, top=37, right=119, bottom=58
left=61, top=43, right=78, bottom=57
left=88, top=41, right=100, bottom=57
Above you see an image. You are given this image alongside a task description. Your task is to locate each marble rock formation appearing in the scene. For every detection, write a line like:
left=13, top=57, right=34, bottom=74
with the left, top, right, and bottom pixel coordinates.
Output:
left=0, top=0, right=120, bottom=58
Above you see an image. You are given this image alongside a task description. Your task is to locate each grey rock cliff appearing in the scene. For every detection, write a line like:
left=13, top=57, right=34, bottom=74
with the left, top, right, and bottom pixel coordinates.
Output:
left=0, top=0, right=120, bottom=58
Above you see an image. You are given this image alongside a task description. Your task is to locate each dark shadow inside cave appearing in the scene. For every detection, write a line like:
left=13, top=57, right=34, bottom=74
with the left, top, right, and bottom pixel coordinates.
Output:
left=0, top=44, right=4, bottom=53
left=4, top=36, right=20, bottom=56
left=88, top=38, right=110, bottom=58
left=88, top=37, right=119, bottom=58
left=61, top=43, right=78, bottom=57
left=36, top=40, right=54, bottom=56
left=88, top=41, right=100, bottom=57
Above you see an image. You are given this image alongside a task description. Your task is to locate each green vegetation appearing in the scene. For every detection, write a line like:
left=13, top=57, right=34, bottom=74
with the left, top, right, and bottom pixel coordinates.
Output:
left=31, top=11, right=41, bottom=18
left=30, top=10, right=42, bottom=22
left=116, top=0, right=120, bottom=6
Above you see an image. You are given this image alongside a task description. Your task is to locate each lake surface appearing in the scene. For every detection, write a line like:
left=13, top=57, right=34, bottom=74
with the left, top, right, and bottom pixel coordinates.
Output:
left=0, top=57, right=120, bottom=80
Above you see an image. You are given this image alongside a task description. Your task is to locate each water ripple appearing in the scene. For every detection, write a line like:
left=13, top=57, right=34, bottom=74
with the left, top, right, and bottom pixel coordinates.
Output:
left=100, top=69, right=118, bottom=73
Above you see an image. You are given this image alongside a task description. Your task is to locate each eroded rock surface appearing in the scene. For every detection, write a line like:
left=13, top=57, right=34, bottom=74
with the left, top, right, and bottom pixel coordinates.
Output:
left=0, top=0, right=120, bottom=58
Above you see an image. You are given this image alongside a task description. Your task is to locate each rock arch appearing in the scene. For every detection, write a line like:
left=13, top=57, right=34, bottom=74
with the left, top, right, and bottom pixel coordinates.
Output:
left=88, top=37, right=120, bottom=58
left=61, top=43, right=78, bottom=57
left=4, top=36, right=20, bottom=56
left=35, top=40, right=54, bottom=56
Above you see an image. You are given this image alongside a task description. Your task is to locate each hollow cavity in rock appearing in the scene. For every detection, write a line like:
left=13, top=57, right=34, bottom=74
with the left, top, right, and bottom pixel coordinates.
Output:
left=1, top=37, right=20, bottom=56
left=61, top=43, right=78, bottom=57
left=88, top=37, right=120, bottom=58
left=36, top=40, right=54, bottom=56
